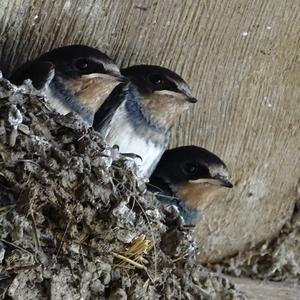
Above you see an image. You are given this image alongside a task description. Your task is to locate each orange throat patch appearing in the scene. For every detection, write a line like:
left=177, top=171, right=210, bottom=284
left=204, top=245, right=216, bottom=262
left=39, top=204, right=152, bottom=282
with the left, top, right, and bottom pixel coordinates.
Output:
left=176, top=182, right=228, bottom=210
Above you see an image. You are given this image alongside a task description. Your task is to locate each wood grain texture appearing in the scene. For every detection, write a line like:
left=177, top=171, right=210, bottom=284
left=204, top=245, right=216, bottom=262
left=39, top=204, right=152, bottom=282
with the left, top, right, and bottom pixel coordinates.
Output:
left=0, top=0, right=299, bottom=262
left=227, top=276, right=300, bottom=300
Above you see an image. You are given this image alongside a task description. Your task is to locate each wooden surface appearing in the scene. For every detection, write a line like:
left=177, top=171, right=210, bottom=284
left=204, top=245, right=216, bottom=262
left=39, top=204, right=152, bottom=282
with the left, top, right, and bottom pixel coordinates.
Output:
left=0, top=0, right=299, bottom=262
left=228, top=276, right=300, bottom=300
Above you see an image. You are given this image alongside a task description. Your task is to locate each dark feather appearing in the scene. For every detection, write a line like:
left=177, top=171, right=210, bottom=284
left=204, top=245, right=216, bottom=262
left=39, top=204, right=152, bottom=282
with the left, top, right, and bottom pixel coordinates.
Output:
left=92, top=83, right=128, bottom=134
left=9, top=61, right=54, bottom=89
left=147, top=176, right=173, bottom=195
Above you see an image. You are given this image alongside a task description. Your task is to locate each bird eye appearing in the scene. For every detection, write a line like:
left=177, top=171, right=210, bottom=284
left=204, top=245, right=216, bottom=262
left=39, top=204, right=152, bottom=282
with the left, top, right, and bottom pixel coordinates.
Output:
left=74, top=58, right=105, bottom=74
left=75, top=58, right=89, bottom=70
left=184, top=162, right=198, bottom=174
left=149, top=74, right=163, bottom=86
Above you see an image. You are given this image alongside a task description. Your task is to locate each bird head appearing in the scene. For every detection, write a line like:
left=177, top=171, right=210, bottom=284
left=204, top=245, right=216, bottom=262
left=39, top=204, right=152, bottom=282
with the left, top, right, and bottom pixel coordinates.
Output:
left=39, top=45, right=127, bottom=112
left=150, top=146, right=233, bottom=214
left=39, top=45, right=121, bottom=79
left=10, top=45, right=127, bottom=123
left=121, top=65, right=197, bottom=128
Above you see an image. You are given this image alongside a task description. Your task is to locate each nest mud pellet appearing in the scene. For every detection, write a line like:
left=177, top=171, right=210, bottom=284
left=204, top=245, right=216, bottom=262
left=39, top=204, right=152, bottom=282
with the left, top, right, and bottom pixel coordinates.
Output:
left=0, top=76, right=245, bottom=299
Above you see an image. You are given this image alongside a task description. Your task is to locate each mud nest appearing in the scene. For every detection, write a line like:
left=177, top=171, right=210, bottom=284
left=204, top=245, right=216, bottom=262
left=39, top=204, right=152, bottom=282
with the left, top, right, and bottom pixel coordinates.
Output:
left=215, top=202, right=300, bottom=284
left=0, top=75, right=246, bottom=299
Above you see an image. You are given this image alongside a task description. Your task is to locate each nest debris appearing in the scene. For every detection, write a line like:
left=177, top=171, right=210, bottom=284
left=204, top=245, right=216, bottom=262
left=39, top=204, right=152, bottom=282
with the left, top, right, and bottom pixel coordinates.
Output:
left=214, top=201, right=300, bottom=284
left=0, top=75, right=245, bottom=299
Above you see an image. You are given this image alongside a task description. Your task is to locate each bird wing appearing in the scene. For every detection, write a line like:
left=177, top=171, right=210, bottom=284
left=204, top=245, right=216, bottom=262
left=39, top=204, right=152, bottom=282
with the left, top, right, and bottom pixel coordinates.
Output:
left=9, top=61, right=55, bottom=90
left=92, top=83, right=127, bottom=134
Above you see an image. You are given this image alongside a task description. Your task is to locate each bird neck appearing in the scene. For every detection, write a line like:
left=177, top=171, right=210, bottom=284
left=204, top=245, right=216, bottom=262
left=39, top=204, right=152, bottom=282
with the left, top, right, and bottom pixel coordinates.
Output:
left=125, top=86, right=168, bottom=134
left=148, top=175, right=199, bottom=225
left=155, top=189, right=199, bottom=225
left=176, top=182, right=226, bottom=210
left=49, top=76, right=93, bottom=123
left=139, top=92, right=189, bottom=129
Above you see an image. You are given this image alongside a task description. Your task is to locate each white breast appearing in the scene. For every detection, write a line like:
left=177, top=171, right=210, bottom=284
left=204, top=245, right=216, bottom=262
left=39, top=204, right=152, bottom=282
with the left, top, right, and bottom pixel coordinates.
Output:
left=43, top=87, right=71, bottom=115
left=105, top=107, right=164, bottom=178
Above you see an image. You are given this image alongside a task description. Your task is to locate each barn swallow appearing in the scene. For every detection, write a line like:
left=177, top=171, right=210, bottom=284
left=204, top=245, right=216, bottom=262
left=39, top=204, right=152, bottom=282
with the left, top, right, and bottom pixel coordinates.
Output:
left=148, top=146, right=233, bottom=225
left=9, top=45, right=125, bottom=125
left=93, top=65, right=197, bottom=177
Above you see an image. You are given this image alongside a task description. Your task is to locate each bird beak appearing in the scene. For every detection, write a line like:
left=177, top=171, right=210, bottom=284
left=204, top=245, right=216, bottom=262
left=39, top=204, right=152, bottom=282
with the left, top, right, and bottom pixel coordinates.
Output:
left=188, top=177, right=233, bottom=188
left=187, top=97, right=198, bottom=103
left=153, top=90, right=197, bottom=104
left=81, top=73, right=125, bottom=83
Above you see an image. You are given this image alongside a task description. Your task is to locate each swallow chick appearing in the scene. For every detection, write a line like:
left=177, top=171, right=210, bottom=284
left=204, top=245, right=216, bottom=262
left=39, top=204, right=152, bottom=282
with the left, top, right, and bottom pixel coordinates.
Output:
left=9, top=45, right=125, bottom=125
left=148, top=146, right=233, bottom=225
left=93, top=65, right=197, bottom=178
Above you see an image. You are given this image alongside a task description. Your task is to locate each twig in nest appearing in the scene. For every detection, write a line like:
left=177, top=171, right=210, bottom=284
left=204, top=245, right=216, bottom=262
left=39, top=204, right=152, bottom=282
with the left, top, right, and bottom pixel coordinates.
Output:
left=172, top=252, right=190, bottom=263
left=113, top=235, right=154, bottom=282
left=112, top=252, right=147, bottom=270
left=0, top=239, right=33, bottom=255
left=122, top=234, right=153, bottom=258
left=0, top=204, right=16, bottom=214
left=113, top=252, right=154, bottom=284
left=5, top=263, right=40, bottom=272
left=56, top=220, right=71, bottom=257
left=30, top=210, right=41, bottom=251
left=134, top=198, right=158, bottom=280
left=110, top=176, right=158, bottom=280
left=143, top=279, right=150, bottom=292
left=114, top=235, right=153, bottom=266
